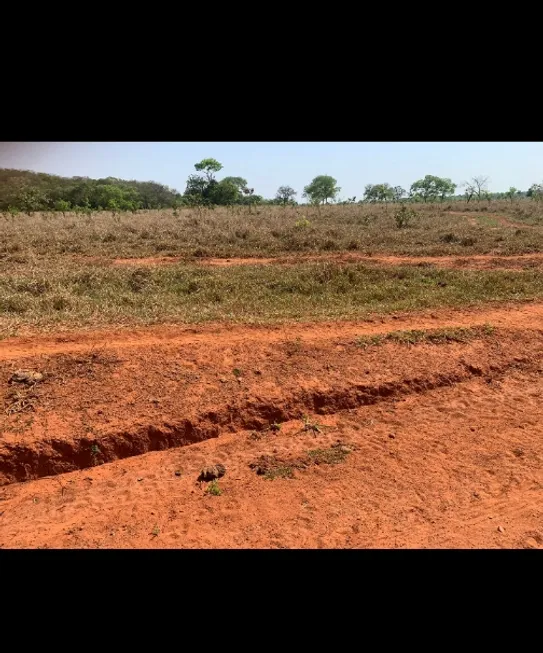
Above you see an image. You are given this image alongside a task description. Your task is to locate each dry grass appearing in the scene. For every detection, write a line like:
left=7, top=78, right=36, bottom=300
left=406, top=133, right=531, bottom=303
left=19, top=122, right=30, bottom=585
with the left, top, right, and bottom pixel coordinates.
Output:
left=0, top=202, right=540, bottom=336
left=1, top=259, right=542, bottom=336
left=0, top=201, right=541, bottom=267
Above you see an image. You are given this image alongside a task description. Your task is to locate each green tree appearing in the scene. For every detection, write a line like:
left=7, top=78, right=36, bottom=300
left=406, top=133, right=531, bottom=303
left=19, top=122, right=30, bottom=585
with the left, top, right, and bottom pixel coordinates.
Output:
left=275, top=185, right=297, bottom=205
left=19, top=187, right=49, bottom=213
left=209, top=179, right=243, bottom=205
left=505, top=187, right=518, bottom=203
left=303, top=175, right=340, bottom=205
left=54, top=199, right=71, bottom=214
left=194, top=158, right=223, bottom=183
left=528, top=183, right=543, bottom=201
left=410, top=175, right=456, bottom=202
left=364, top=183, right=395, bottom=206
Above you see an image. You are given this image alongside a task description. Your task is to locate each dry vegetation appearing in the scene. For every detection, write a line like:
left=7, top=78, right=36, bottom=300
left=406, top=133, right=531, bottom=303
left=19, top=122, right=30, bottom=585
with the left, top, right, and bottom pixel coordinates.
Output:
left=1, top=200, right=542, bottom=263
left=0, top=202, right=542, bottom=336
left=1, top=197, right=543, bottom=549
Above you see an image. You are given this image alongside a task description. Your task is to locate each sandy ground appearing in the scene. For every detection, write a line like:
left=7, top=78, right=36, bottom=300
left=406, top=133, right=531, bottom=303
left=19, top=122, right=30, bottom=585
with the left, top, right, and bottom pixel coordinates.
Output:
left=0, top=301, right=542, bottom=548
left=74, top=253, right=543, bottom=270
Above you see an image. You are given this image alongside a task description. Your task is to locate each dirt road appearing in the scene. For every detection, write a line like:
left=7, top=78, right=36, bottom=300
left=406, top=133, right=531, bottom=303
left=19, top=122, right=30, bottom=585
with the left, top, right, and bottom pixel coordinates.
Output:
left=78, top=253, right=543, bottom=270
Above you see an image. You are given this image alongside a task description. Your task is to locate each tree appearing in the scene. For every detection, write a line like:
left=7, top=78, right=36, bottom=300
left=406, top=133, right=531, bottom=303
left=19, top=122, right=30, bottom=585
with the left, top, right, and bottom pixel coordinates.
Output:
left=19, top=187, right=49, bottom=213
left=275, top=185, right=297, bottom=205
left=463, top=182, right=475, bottom=203
left=470, top=176, right=489, bottom=202
left=194, top=158, right=223, bottom=183
left=54, top=199, right=71, bottom=214
left=393, top=186, right=406, bottom=202
left=303, top=175, right=340, bottom=205
left=528, top=183, right=543, bottom=202
left=209, top=179, right=243, bottom=205
left=364, top=183, right=395, bottom=207
left=0, top=168, right=182, bottom=212
left=183, top=160, right=255, bottom=206
left=410, top=175, right=456, bottom=202
left=222, top=177, right=248, bottom=193
left=505, top=187, right=519, bottom=203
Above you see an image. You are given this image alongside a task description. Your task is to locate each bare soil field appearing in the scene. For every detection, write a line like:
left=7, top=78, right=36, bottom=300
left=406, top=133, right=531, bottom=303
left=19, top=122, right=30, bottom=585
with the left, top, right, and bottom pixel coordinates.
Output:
left=0, top=302, right=542, bottom=548
left=0, top=202, right=542, bottom=548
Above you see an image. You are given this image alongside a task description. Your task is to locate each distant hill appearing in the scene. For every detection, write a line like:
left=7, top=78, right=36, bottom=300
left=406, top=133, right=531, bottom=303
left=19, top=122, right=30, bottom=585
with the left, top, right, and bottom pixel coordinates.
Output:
left=0, top=168, right=182, bottom=212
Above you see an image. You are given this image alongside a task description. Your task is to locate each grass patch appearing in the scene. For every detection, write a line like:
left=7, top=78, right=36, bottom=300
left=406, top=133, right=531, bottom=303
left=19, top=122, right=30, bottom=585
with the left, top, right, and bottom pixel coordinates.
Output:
left=357, top=324, right=495, bottom=348
left=308, top=445, right=352, bottom=465
left=263, top=465, right=294, bottom=480
left=474, top=215, right=501, bottom=228
left=249, top=455, right=297, bottom=480
left=0, top=260, right=541, bottom=336
left=205, top=480, right=222, bottom=496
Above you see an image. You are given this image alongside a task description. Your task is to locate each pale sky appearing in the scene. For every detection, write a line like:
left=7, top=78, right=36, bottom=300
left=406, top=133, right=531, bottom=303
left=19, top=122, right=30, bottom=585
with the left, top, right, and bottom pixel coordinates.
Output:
left=0, top=142, right=541, bottom=199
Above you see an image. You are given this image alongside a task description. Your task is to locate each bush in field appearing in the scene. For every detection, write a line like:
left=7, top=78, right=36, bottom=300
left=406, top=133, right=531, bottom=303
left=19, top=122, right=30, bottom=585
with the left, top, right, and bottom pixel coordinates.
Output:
left=54, top=199, right=71, bottom=214
left=394, top=205, right=417, bottom=228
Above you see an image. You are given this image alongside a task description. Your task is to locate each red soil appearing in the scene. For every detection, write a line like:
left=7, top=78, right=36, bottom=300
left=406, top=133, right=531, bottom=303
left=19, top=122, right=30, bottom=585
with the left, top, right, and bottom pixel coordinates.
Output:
left=75, top=253, right=543, bottom=270
left=1, top=301, right=542, bottom=548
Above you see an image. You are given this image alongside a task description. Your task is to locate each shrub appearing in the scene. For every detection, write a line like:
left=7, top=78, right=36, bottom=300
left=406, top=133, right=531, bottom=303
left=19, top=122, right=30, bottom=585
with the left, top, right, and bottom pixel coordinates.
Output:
left=394, top=205, right=417, bottom=229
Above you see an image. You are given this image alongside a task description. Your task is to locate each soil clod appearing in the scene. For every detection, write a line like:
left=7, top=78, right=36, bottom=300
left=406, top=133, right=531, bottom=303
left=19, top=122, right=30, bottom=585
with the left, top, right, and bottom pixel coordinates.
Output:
left=198, top=464, right=226, bottom=482
left=9, top=370, right=44, bottom=385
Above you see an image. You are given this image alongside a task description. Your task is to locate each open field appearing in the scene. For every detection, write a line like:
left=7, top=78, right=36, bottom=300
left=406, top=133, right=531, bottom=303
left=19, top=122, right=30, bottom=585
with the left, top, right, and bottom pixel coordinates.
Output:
left=0, top=202, right=542, bottom=548
left=1, top=201, right=542, bottom=264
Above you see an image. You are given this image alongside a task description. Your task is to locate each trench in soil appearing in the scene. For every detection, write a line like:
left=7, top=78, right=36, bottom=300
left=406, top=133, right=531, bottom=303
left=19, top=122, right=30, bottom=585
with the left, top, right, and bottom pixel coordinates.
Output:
left=0, top=355, right=524, bottom=486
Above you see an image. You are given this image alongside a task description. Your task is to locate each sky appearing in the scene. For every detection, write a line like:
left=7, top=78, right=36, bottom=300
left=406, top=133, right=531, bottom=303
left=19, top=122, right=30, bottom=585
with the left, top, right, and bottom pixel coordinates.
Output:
left=0, top=142, right=541, bottom=199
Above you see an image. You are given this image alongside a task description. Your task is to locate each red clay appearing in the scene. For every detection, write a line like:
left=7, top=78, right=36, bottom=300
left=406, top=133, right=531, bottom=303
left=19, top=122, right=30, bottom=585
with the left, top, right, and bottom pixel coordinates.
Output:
left=74, top=253, right=543, bottom=270
left=1, top=301, right=543, bottom=361
left=0, top=301, right=542, bottom=548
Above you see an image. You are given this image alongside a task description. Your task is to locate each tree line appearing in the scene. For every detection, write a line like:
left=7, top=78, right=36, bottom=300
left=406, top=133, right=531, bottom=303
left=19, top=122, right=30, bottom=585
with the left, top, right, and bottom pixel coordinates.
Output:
left=1, top=160, right=542, bottom=213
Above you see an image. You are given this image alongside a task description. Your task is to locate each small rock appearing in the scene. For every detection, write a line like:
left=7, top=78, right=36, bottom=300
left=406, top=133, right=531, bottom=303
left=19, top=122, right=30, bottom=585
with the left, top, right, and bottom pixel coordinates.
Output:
left=198, top=464, right=226, bottom=482
left=137, top=477, right=143, bottom=482
left=470, top=427, right=476, bottom=432
left=497, top=525, right=505, bottom=533
left=254, top=369, right=262, bottom=375
left=219, top=377, right=228, bottom=384
left=388, top=433, right=396, bottom=439
left=10, top=370, right=44, bottom=385
left=174, top=470, right=182, bottom=477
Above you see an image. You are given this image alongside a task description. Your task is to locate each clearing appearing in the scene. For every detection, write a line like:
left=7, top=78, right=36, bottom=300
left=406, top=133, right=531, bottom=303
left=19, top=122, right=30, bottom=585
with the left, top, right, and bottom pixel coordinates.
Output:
left=0, top=201, right=542, bottom=548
